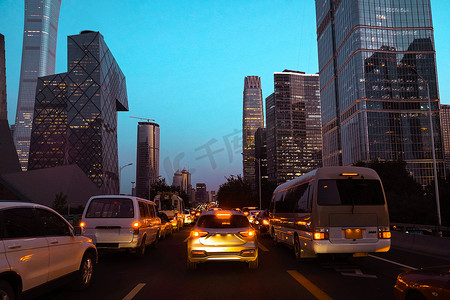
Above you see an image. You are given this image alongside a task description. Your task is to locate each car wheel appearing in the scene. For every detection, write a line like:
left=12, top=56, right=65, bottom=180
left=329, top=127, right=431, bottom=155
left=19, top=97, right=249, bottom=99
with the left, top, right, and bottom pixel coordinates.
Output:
left=294, top=236, right=302, bottom=261
left=71, top=252, right=95, bottom=290
left=135, top=236, right=146, bottom=257
left=272, top=228, right=279, bottom=246
left=0, top=280, right=15, bottom=300
left=249, top=256, right=259, bottom=269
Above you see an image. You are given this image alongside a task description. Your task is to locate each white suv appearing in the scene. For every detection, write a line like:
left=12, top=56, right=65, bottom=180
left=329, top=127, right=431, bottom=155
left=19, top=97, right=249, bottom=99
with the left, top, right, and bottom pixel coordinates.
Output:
left=0, top=202, right=97, bottom=299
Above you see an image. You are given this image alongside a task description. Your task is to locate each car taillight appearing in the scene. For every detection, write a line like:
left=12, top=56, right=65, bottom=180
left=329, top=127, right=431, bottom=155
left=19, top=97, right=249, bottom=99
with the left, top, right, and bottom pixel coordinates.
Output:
left=314, top=232, right=329, bottom=240
left=133, top=221, right=140, bottom=235
left=240, top=230, right=255, bottom=237
left=79, top=222, right=86, bottom=227
left=191, top=231, right=208, bottom=238
left=262, top=219, right=269, bottom=225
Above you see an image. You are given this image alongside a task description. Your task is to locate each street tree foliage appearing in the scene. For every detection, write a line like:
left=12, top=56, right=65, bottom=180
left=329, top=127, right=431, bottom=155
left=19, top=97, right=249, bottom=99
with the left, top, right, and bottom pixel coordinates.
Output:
left=52, top=192, right=67, bottom=215
left=216, top=175, right=255, bottom=209
left=353, top=160, right=438, bottom=225
left=149, top=178, right=191, bottom=207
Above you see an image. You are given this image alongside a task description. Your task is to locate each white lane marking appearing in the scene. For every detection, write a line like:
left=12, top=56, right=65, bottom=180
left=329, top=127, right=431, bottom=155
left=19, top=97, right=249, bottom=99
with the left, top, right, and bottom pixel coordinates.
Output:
left=368, top=254, right=418, bottom=270
left=339, top=269, right=377, bottom=278
left=258, top=242, right=269, bottom=252
left=123, top=283, right=146, bottom=300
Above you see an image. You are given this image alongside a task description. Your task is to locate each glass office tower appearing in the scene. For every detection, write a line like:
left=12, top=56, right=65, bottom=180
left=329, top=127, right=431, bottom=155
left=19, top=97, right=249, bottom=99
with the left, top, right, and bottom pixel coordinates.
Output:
left=440, top=105, right=450, bottom=172
left=14, top=0, right=62, bottom=170
left=28, top=31, right=128, bottom=194
left=266, top=70, right=322, bottom=184
left=0, top=34, right=6, bottom=121
left=136, top=121, right=160, bottom=200
left=242, top=76, right=264, bottom=191
left=315, top=0, right=444, bottom=185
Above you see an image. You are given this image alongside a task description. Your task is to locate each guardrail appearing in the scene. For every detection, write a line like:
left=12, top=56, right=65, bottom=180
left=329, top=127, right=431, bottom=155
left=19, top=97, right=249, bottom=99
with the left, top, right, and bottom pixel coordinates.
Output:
left=391, top=222, right=450, bottom=236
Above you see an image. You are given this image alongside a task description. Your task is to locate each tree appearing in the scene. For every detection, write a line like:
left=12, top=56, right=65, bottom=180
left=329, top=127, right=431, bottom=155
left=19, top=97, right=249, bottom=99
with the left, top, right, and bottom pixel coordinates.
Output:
left=353, top=160, right=436, bottom=224
left=53, top=192, right=67, bottom=215
left=216, top=175, right=255, bottom=209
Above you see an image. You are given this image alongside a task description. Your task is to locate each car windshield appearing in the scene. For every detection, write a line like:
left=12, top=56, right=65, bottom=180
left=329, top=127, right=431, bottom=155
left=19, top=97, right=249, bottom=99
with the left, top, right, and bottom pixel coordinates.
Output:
left=317, top=179, right=385, bottom=206
left=85, top=198, right=134, bottom=218
left=197, top=214, right=249, bottom=229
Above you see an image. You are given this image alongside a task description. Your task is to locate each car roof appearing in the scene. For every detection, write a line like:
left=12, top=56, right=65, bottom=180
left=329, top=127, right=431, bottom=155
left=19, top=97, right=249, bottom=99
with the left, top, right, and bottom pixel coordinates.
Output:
left=89, top=195, right=156, bottom=205
left=0, top=201, right=53, bottom=210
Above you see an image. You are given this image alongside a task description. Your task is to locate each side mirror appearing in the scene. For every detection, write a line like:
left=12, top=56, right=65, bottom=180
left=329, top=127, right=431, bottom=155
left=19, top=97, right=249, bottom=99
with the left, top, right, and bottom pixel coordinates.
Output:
left=73, top=226, right=84, bottom=236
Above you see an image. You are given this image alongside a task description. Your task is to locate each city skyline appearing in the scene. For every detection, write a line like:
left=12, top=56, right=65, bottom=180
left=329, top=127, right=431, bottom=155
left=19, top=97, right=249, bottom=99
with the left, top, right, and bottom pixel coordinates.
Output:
left=2, top=0, right=450, bottom=192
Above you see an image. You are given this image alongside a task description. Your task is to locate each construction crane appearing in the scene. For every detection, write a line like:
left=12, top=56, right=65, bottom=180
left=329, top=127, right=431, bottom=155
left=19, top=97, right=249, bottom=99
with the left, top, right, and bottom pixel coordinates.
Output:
left=130, top=116, right=155, bottom=123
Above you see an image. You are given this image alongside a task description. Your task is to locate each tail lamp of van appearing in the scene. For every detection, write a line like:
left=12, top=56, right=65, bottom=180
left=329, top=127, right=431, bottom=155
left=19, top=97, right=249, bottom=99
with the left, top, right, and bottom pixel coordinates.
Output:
left=378, top=226, right=391, bottom=239
left=132, top=221, right=140, bottom=235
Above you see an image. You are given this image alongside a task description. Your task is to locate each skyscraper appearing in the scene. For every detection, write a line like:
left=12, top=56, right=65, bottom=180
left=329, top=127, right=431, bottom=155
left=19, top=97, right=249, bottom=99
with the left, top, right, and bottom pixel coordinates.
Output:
left=254, top=127, right=268, bottom=205
left=315, top=0, right=444, bottom=185
left=136, top=121, right=160, bottom=200
left=28, top=31, right=128, bottom=194
left=172, top=168, right=191, bottom=195
left=0, top=34, right=6, bottom=121
left=440, top=105, right=450, bottom=172
left=242, top=76, right=264, bottom=191
left=195, top=183, right=207, bottom=204
left=266, top=70, right=322, bottom=184
left=14, top=0, right=62, bottom=171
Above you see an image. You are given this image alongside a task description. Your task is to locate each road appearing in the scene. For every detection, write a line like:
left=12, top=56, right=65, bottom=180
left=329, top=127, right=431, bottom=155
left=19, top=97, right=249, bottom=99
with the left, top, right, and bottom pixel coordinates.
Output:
left=36, top=226, right=449, bottom=300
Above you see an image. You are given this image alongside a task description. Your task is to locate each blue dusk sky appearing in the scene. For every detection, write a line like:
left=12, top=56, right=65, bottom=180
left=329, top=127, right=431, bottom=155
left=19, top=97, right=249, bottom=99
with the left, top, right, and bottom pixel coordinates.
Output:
left=1, top=0, right=450, bottom=194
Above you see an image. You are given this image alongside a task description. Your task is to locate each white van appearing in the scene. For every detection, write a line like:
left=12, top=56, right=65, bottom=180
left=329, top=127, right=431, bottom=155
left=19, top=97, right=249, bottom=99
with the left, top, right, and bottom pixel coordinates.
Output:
left=81, top=195, right=160, bottom=256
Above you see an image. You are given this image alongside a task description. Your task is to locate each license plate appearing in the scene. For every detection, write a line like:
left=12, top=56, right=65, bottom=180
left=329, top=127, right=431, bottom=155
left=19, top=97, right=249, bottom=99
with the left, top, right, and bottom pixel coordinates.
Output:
left=344, top=229, right=363, bottom=239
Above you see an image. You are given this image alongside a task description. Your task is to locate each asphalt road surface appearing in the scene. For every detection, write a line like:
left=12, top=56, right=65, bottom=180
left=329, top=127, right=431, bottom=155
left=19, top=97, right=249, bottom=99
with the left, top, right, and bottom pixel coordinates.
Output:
left=34, top=226, right=450, bottom=300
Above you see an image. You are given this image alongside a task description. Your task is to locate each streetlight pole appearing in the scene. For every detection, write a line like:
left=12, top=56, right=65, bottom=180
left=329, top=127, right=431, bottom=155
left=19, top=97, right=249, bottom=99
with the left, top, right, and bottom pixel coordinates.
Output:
left=119, top=163, right=133, bottom=193
left=411, top=68, right=442, bottom=227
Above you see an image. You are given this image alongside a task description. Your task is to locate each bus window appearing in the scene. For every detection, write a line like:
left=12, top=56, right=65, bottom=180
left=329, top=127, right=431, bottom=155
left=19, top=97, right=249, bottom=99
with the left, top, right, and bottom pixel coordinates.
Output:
left=276, top=190, right=294, bottom=213
left=296, top=183, right=311, bottom=213
left=318, top=179, right=385, bottom=206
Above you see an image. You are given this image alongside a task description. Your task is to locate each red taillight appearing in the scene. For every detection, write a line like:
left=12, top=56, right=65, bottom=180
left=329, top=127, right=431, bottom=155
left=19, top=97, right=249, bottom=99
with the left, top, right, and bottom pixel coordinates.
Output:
left=79, top=222, right=86, bottom=228
left=262, top=219, right=269, bottom=226
left=191, top=231, right=208, bottom=238
left=240, top=230, right=255, bottom=237
left=132, top=221, right=140, bottom=235
left=379, top=231, right=391, bottom=239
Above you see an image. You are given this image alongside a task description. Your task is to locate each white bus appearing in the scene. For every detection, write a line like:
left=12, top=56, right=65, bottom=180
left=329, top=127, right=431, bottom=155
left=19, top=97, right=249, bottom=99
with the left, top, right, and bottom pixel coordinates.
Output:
left=269, top=166, right=391, bottom=260
left=154, top=194, right=185, bottom=231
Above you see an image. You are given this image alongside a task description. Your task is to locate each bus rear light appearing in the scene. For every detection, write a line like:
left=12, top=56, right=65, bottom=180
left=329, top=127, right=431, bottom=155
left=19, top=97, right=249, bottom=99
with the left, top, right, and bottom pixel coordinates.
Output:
left=379, top=231, right=391, bottom=239
left=340, top=173, right=359, bottom=176
left=314, top=232, right=329, bottom=240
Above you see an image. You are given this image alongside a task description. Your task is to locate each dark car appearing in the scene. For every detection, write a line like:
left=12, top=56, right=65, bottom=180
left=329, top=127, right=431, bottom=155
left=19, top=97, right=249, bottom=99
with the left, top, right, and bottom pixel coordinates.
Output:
left=394, top=265, right=450, bottom=300
left=253, top=210, right=270, bottom=236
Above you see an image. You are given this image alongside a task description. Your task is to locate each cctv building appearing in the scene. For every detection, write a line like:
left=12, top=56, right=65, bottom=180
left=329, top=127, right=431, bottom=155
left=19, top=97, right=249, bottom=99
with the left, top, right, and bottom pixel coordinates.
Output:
left=28, top=31, right=128, bottom=194
left=14, top=0, right=62, bottom=170
left=315, top=0, right=444, bottom=185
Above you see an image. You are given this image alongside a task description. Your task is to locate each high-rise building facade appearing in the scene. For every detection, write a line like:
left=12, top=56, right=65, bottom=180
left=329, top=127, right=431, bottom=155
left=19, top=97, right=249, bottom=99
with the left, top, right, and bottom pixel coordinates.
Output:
left=266, top=70, right=322, bottom=184
left=315, top=0, right=444, bottom=185
left=195, top=183, right=207, bottom=204
left=242, top=76, right=264, bottom=191
left=0, top=34, right=6, bottom=121
left=136, top=121, right=160, bottom=200
left=28, top=31, right=128, bottom=194
left=440, top=105, right=450, bottom=172
left=173, top=168, right=191, bottom=195
left=14, top=0, right=62, bottom=170
left=254, top=127, right=268, bottom=200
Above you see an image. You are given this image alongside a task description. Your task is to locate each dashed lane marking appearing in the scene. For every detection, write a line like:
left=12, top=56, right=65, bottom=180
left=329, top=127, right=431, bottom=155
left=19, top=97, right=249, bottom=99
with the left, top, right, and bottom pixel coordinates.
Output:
left=258, top=242, right=269, bottom=252
left=123, top=283, right=146, bottom=300
left=368, top=254, right=418, bottom=270
left=287, top=270, right=333, bottom=300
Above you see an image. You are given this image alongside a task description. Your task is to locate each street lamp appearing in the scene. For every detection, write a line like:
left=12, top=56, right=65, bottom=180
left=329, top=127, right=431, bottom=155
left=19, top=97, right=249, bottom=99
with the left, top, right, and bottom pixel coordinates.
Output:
left=242, top=153, right=262, bottom=211
left=410, top=67, right=442, bottom=227
left=119, top=163, right=133, bottom=192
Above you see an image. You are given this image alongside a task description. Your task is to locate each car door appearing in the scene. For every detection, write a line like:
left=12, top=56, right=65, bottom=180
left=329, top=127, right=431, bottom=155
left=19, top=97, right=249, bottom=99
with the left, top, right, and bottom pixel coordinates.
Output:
left=2, top=207, right=49, bottom=291
left=35, top=208, right=82, bottom=281
left=148, top=204, right=160, bottom=242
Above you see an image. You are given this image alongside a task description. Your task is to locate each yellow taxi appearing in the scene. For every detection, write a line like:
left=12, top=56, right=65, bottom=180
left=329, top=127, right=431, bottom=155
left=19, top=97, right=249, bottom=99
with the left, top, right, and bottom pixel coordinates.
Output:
left=187, top=210, right=258, bottom=270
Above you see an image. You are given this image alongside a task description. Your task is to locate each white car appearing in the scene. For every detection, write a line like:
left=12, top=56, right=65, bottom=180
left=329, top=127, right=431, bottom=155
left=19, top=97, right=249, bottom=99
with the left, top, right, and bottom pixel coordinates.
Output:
left=0, top=202, right=97, bottom=299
